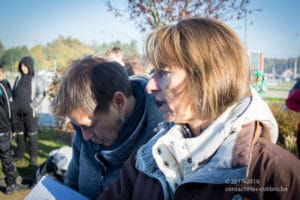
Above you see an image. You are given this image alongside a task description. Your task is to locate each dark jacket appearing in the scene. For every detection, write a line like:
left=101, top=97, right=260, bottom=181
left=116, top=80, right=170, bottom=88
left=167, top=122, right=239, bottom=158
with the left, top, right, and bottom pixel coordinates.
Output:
left=124, top=63, right=134, bottom=76
left=13, top=56, right=45, bottom=115
left=99, top=122, right=300, bottom=200
left=0, top=79, right=13, bottom=133
left=65, top=75, right=163, bottom=200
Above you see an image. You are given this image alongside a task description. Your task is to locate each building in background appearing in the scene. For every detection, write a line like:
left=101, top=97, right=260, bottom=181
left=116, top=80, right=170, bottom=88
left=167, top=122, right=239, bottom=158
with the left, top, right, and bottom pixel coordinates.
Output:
left=249, top=51, right=264, bottom=72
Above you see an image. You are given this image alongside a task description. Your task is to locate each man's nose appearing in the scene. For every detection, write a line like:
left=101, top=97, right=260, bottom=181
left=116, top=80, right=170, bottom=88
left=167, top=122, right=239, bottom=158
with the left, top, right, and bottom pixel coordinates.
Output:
left=81, top=127, right=93, bottom=141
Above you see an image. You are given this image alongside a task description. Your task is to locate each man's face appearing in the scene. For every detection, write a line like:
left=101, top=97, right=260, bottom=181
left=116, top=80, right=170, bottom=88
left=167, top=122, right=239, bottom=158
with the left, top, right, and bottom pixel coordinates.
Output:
left=70, top=103, right=121, bottom=147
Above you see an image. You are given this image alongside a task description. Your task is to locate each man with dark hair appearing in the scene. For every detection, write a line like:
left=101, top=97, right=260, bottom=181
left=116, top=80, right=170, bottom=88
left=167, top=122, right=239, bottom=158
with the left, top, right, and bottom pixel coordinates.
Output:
left=0, top=62, right=23, bottom=194
left=52, top=56, right=162, bottom=199
left=13, top=56, right=45, bottom=166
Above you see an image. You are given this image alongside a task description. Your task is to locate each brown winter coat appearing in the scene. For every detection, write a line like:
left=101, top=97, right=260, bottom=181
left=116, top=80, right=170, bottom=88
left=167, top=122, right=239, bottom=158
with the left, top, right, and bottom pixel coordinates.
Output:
left=99, top=122, right=300, bottom=200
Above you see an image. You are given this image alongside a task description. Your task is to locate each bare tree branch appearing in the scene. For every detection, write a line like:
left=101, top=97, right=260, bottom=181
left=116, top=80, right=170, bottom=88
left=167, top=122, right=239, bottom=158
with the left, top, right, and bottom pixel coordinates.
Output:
left=106, top=0, right=261, bottom=33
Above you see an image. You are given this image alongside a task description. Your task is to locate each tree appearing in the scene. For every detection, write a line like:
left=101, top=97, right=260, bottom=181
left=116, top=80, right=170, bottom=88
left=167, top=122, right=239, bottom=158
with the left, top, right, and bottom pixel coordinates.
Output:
left=0, top=40, right=4, bottom=57
left=106, top=0, right=260, bottom=32
left=1, top=45, right=30, bottom=71
left=45, top=36, right=94, bottom=102
left=31, top=44, right=47, bottom=71
left=46, top=36, right=93, bottom=72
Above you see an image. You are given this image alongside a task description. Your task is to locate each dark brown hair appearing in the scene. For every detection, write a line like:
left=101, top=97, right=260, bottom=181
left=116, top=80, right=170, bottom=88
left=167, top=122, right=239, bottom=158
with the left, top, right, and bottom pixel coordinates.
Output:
left=52, top=56, right=132, bottom=116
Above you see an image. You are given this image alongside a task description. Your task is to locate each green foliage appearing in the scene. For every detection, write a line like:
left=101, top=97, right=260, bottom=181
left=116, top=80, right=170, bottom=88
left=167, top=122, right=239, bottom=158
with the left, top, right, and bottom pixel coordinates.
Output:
left=1, top=46, right=30, bottom=71
left=30, top=44, right=46, bottom=71
left=46, top=38, right=140, bottom=103
left=46, top=36, right=93, bottom=72
left=0, top=36, right=141, bottom=75
left=0, top=40, right=4, bottom=57
left=268, top=103, right=298, bottom=155
left=264, top=97, right=285, bottom=104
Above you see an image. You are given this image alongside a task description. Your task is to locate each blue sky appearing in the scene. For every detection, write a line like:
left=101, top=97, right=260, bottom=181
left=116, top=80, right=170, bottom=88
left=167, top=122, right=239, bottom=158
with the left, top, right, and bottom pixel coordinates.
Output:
left=0, top=0, right=299, bottom=58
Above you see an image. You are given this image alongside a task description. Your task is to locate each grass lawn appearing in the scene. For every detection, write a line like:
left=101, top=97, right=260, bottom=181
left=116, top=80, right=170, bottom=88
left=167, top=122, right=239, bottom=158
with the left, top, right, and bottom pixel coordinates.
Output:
left=12, top=127, right=72, bottom=178
left=264, top=97, right=285, bottom=104
left=0, top=126, right=72, bottom=199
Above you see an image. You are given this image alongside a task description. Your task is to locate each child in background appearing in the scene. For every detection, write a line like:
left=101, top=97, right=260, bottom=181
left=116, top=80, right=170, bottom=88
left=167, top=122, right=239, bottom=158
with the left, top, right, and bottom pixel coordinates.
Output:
left=252, top=70, right=267, bottom=98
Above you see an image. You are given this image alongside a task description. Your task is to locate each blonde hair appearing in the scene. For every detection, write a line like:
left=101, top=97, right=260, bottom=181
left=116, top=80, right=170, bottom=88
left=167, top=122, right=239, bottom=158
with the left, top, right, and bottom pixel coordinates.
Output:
left=146, top=17, right=250, bottom=122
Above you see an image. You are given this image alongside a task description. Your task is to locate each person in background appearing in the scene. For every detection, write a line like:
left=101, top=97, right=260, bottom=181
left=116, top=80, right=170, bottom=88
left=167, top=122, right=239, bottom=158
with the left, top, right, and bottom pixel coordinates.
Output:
left=0, top=61, right=23, bottom=194
left=51, top=56, right=162, bottom=199
left=126, top=56, right=145, bottom=75
left=106, top=46, right=134, bottom=76
left=99, top=17, right=300, bottom=200
left=285, top=77, right=300, bottom=158
left=252, top=70, right=267, bottom=98
left=13, top=56, right=46, bottom=166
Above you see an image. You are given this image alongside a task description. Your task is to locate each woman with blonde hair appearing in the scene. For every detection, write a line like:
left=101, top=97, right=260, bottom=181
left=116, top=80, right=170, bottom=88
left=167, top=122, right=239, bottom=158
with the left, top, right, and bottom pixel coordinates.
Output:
left=99, top=17, right=300, bottom=200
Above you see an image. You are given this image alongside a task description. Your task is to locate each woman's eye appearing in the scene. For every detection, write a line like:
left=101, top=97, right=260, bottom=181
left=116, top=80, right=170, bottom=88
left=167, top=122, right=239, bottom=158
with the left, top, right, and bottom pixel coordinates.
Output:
left=157, top=70, right=169, bottom=77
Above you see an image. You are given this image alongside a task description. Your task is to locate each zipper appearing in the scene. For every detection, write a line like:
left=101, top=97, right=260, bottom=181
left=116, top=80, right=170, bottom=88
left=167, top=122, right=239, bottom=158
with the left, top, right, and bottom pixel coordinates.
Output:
left=0, top=83, right=11, bottom=119
left=99, top=175, right=104, bottom=194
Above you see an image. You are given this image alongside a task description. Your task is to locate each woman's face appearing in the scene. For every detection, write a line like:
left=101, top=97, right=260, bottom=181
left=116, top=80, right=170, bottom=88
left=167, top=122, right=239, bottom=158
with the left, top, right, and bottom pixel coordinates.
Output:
left=146, top=66, right=192, bottom=122
left=70, top=103, right=121, bottom=147
left=21, top=64, right=29, bottom=74
left=256, top=76, right=263, bottom=83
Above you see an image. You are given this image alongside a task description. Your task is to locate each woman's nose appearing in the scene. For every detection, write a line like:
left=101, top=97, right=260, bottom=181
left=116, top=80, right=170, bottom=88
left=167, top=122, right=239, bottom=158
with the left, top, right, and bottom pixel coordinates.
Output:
left=146, top=74, right=160, bottom=94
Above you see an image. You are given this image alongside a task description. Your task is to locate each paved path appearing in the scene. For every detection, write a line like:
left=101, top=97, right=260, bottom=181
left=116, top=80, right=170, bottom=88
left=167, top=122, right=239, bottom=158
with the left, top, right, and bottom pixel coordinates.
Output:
left=37, top=94, right=57, bottom=127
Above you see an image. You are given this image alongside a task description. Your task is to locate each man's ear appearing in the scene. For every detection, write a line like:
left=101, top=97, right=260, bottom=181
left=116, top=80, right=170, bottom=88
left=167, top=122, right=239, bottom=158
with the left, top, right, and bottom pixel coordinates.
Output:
left=112, top=92, right=126, bottom=112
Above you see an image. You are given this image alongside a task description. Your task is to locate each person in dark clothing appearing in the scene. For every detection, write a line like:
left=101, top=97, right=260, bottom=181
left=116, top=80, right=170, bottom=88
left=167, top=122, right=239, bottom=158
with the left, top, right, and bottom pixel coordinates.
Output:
left=13, top=56, right=45, bottom=166
left=124, top=62, right=134, bottom=76
left=0, top=62, right=23, bottom=194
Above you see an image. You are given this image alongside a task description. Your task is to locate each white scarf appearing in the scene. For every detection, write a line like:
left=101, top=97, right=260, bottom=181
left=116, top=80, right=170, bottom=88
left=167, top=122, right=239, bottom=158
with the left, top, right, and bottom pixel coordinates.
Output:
left=152, top=87, right=278, bottom=193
